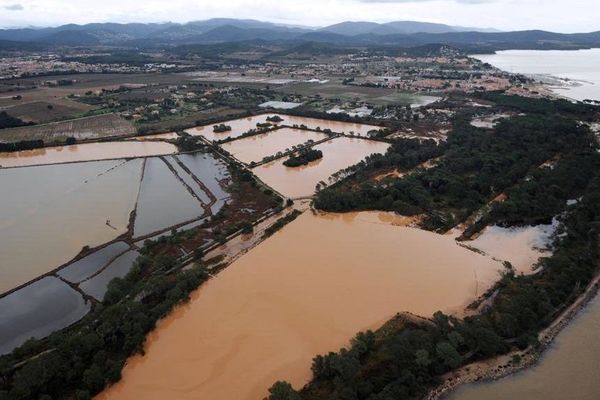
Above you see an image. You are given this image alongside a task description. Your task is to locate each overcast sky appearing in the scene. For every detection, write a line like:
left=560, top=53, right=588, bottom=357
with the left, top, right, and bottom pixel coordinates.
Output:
left=1, top=0, right=598, bottom=33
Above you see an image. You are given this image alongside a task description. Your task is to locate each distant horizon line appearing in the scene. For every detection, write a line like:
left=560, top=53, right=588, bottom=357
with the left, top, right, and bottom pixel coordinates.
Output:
left=0, top=17, right=543, bottom=34
left=1, top=17, right=598, bottom=35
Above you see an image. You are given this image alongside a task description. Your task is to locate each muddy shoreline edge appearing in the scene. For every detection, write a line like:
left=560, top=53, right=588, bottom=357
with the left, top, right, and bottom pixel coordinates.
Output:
left=426, top=271, right=600, bottom=400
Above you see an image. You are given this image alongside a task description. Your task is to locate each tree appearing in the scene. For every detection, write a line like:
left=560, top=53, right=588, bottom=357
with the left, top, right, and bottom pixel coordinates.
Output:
left=436, top=341, right=462, bottom=369
left=415, top=349, right=432, bottom=367
left=267, top=381, right=300, bottom=400
left=82, top=364, right=104, bottom=393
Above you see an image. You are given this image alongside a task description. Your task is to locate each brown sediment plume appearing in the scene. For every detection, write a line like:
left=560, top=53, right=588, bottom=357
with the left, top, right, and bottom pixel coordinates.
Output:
left=98, top=211, right=501, bottom=400
left=221, top=128, right=329, bottom=165
left=0, top=141, right=176, bottom=168
left=252, top=137, right=390, bottom=198
left=0, top=159, right=143, bottom=293
left=427, top=274, right=600, bottom=400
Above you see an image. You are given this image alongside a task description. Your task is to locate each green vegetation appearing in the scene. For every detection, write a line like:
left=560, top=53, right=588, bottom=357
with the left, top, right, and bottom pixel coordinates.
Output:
left=216, top=125, right=279, bottom=145
left=213, top=123, right=232, bottom=133
left=0, top=139, right=44, bottom=153
left=0, top=111, right=31, bottom=130
left=283, top=149, right=323, bottom=167
left=263, top=210, right=302, bottom=238
left=173, top=135, right=206, bottom=152
left=268, top=94, right=600, bottom=400
left=270, top=180, right=600, bottom=399
left=0, top=159, right=283, bottom=399
left=316, top=103, right=596, bottom=231
left=267, top=115, right=284, bottom=123
left=0, top=252, right=209, bottom=400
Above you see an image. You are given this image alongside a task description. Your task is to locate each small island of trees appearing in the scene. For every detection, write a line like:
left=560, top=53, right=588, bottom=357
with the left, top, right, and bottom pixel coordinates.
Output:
left=213, top=123, right=232, bottom=133
left=283, top=149, right=323, bottom=167
left=266, top=115, right=284, bottom=123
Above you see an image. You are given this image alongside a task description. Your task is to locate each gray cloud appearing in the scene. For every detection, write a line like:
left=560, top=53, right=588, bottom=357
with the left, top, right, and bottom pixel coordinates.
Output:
left=4, top=4, right=24, bottom=10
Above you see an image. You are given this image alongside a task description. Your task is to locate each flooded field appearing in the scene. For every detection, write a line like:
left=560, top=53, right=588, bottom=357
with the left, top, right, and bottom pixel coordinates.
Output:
left=0, top=276, right=91, bottom=355
left=185, top=114, right=281, bottom=142
left=252, top=137, right=390, bottom=198
left=0, top=159, right=143, bottom=293
left=177, top=153, right=230, bottom=205
left=0, top=141, right=176, bottom=168
left=132, top=158, right=205, bottom=238
left=0, top=150, right=235, bottom=353
left=185, top=114, right=383, bottom=142
left=220, top=128, right=328, bottom=164
left=58, top=241, right=131, bottom=283
left=99, top=211, right=501, bottom=400
left=132, top=132, right=179, bottom=141
left=467, top=220, right=557, bottom=274
left=274, top=115, right=383, bottom=135
left=80, top=250, right=140, bottom=301
left=451, top=293, right=600, bottom=400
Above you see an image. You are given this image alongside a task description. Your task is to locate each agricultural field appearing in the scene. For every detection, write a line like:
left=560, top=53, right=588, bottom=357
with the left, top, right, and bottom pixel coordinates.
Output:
left=0, top=113, right=136, bottom=143
left=0, top=146, right=279, bottom=355
left=0, top=100, right=94, bottom=123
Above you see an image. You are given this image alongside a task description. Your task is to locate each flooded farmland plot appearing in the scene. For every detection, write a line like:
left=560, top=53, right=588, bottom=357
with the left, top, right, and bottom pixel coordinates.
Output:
left=99, top=211, right=502, bottom=400
left=132, top=153, right=232, bottom=238
left=465, top=219, right=558, bottom=274
left=163, top=156, right=212, bottom=204
left=176, top=153, right=231, bottom=208
left=58, top=241, right=131, bottom=283
left=252, top=137, right=390, bottom=198
left=0, top=149, right=236, bottom=354
left=80, top=250, right=141, bottom=301
left=132, top=157, right=207, bottom=238
left=184, top=114, right=384, bottom=142
left=274, top=114, right=383, bottom=135
left=0, top=141, right=177, bottom=168
left=220, top=127, right=329, bottom=164
left=185, top=114, right=282, bottom=142
left=131, top=132, right=179, bottom=141
left=0, top=277, right=91, bottom=355
left=0, top=159, right=143, bottom=293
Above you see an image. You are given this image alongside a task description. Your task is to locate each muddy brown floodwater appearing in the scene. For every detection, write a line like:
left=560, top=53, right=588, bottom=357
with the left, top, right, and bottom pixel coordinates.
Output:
left=466, top=220, right=557, bottom=274
left=450, top=293, right=600, bottom=400
left=252, top=137, right=390, bottom=198
left=184, top=114, right=383, bottom=142
left=98, top=211, right=501, bottom=400
left=220, top=128, right=328, bottom=164
left=0, top=141, right=176, bottom=168
left=0, top=159, right=143, bottom=293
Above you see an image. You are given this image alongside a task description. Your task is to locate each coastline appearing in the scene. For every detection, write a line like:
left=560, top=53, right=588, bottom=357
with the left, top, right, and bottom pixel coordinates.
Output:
left=425, top=270, right=600, bottom=400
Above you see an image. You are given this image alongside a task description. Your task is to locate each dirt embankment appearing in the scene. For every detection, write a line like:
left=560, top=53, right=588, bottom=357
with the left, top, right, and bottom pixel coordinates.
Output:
left=426, top=272, right=600, bottom=400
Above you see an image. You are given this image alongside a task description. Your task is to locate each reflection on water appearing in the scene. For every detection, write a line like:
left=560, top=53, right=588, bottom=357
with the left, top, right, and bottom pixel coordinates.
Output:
left=99, top=211, right=501, bottom=400
left=253, top=137, right=390, bottom=198
left=185, top=114, right=383, bottom=142
left=451, top=294, right=600, bottom=400
left=0, top=160, right=143, bottom=293
left=80, top=250, right=140, bottom=301
left=220, top=128, right=328, bottom=164
left=132, top=132, right=179, bottom=141
left=276, top=115, right=383, bottom=135
left=0, top=141, right=177, bottom=168
left=0, top=276, right=91, bottom=355
left=176, top=153, right=230, bottom=203
left=133, top=158, right=204, bottom=238
left=467, top=220, right=557, bottom=274
left=472, top=49, right=600, bottom=101
left=185, top=114, right=281, bottom=142
left=58, top=241, right=130, bottom=284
